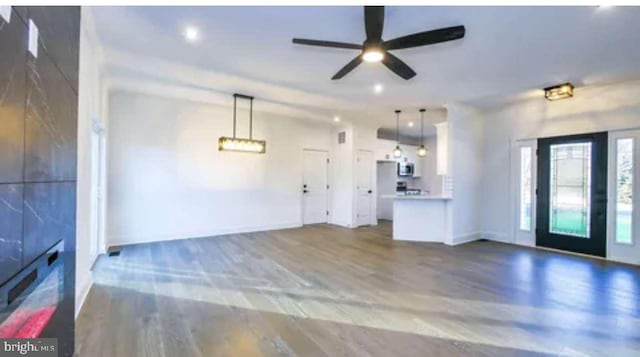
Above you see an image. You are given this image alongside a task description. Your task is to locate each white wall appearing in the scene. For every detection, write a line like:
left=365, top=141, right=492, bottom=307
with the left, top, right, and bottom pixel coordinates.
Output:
left=329, top=125, right=354, bottom=227
left=75, top=7, right=105, bottom=317
left=447, top=104, right=484, bottom=244
left=106, top=90, right=332, bottom=246
left=480, top=79, right=640, bottom=244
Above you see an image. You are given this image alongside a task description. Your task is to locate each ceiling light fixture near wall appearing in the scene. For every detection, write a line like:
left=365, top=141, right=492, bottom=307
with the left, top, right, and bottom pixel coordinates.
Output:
left=393, top=110, right=403, bottom=158
left=219, top=94, right=266, bottom=154
left=184, top=25, right=200, bottom=43
left=374, top=83, right=384, bottom=94
left=408, top=122, right=414, bottom=127
left=333, top=115, right=341, bottom=123
left=417, top=108, right=428, bottom=157
left=544, top=83, right=574, bottom=101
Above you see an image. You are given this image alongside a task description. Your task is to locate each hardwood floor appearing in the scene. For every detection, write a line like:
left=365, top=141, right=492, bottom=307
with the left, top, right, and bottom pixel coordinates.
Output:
left=75, top=222, right=640, bottom=356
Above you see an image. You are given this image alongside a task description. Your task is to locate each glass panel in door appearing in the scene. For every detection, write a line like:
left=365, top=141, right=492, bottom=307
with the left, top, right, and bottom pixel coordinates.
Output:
left=549, top=143, right=592, bottom=238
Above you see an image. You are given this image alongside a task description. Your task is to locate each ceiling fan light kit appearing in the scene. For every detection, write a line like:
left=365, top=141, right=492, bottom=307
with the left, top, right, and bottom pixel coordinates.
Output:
left=292, top=6, right=466, bottom=80
left=219, top=93, right=266, bottom=154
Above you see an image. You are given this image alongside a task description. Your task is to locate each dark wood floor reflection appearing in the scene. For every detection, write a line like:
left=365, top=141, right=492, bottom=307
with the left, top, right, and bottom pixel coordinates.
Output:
left=75, top=222, right=640, bottom=356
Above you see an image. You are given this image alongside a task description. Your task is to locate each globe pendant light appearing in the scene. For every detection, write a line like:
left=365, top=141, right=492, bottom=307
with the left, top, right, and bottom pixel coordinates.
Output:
left=393, top=110, right=403, bottom=158
left=417, top=108, right=427, bottom=157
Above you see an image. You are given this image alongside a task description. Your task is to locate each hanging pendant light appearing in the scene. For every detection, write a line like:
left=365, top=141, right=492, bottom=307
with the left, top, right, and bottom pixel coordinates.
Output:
left=393, top=110, right=403, bottom=158
left=219, top=93, right=266, bottom=154
left=417, top=108, right=427, bottom=157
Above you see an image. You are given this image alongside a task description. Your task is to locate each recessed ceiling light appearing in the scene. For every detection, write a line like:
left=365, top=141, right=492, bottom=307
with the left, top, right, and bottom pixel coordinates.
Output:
left=333, top=116, right=341, bottom=123
left=184, top=26, right=199, bottom=43
left=374, top=84, right=383, bottom=94
left=408, top=122, right=414, bottom=127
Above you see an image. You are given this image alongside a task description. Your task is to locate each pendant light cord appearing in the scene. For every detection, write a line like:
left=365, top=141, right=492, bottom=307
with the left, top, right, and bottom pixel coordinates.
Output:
left=233, top=95, right=237, bottom=138
left=395, top=110, right=401, bottom=144
left=249, top=98, right=253, bottom=140
left=420, top=108, right=425, bottom=145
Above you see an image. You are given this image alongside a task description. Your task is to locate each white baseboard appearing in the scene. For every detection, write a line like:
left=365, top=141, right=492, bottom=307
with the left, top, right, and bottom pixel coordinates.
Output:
left=447, top=231, right=483, bottom=246
left=480, top=231, right=512, bottom=243
left=107, top=221, right=302, bottom=248
left=75, top=274, right=93, bottom=320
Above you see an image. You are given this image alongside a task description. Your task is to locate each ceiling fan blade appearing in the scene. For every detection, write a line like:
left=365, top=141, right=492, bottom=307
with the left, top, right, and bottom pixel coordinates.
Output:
left=292, top=38, right=362, bottom=50
left=332, top=55, right=363, bottom=80
left=364, top=6, right=384, bottom=40
left=384, top=26, right=465, bottom=50
left=382, top=52, right=416, bottom=80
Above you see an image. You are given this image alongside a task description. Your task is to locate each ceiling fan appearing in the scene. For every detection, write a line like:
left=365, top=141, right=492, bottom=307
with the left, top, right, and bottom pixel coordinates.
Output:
left=292, top=6, right=465, bottom=80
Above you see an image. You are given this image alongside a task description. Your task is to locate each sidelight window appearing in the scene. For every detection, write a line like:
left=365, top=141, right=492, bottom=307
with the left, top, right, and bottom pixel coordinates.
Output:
left=615, top=138, right=633, bottom=244
left=520, top=147, right=532, bottom=231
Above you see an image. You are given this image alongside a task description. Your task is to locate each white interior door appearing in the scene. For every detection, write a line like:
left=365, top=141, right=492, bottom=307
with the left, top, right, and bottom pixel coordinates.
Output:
left=511, top=139, right=537, bottom=247
left=376, top=162, right=395, bottom=220
left=357, top=150, right=374, bottom=226
left=302, top=149, right=329, bottom=225
left=608, top=130, right=640, bottom=265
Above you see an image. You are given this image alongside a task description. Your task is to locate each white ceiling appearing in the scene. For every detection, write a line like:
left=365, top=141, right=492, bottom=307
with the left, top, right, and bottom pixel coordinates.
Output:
left=91, top=6, right=640, bottom=131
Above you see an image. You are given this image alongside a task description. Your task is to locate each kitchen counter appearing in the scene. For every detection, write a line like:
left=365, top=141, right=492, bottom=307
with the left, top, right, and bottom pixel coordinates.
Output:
left=384, top=194, right=451, bottom=242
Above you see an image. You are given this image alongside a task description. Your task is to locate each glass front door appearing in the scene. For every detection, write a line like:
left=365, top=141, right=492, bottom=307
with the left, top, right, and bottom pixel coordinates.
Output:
left=537, top=132, right=608, bottom=257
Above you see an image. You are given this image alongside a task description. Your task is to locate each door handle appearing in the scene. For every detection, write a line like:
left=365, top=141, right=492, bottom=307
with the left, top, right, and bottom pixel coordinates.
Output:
left=368, top=190, right=372, bottom=194
left=303, top=190, right=308, bottom=194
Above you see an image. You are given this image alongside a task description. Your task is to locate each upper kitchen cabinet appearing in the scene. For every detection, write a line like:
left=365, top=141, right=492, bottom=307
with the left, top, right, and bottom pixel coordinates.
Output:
left=27, top=6, right=80, bottom=91
left=24, top=51, right=78, bottom=182
left=0, top=7, right=27, bottom=183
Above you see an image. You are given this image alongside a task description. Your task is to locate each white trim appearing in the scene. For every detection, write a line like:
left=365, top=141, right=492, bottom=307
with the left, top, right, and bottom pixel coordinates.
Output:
left=107, top=221, right=301, bottom=248
left=447, top=231, right=483, bottom=246
left=481, top=231, right=511, bottom=243
left=75, top=274, right=93, bottom=320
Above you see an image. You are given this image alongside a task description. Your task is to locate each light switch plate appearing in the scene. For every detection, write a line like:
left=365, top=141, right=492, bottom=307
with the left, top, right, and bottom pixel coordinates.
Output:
left=28, top=19, right=38, bottom=58
left=0, top=6, right=11, bottom=23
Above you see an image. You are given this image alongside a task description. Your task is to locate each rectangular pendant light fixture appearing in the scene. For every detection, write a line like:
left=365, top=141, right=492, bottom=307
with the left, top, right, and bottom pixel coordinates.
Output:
left=544, top=83, right=574, bottom=101
left=219, top=93, right=266, bottom=154
left=218, top=137, right=266, bottom=153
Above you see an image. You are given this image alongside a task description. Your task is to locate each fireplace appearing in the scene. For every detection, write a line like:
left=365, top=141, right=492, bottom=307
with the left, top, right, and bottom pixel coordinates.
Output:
left=0, top=242, right=63, bottom=339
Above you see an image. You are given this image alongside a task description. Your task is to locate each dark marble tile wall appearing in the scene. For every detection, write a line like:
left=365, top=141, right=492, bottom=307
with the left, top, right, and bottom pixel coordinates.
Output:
left=24, top=51, right=78, bottom=182
left=0, top=184, right=23, bottom=284
left=0, top=6, right=79, bottom=356
left=0, top=8, right=26, bottom=183
left=26, top=7, right=80, bottom=92
left=23, top=182, right=76, bottom=265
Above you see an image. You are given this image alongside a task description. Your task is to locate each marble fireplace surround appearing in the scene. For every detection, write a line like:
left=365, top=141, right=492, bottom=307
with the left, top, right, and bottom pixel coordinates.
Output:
left=0, top=6, right=79, bottom=357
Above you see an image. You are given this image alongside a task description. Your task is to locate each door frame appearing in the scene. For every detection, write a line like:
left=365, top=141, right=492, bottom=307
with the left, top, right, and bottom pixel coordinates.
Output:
left=90, top=118, right=107, bottom=265
left=536, top=132, right=608, bottom=257
left=301, top=148, right=329, bottom=225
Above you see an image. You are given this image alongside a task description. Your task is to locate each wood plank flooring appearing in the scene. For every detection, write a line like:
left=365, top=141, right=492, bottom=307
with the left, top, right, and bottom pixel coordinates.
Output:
left=75, top=222, right=640, bottom=356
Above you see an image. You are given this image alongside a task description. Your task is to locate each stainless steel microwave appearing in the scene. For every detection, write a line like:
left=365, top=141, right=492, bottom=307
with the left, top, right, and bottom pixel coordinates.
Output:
left=398, top=162, right=414, bottom=177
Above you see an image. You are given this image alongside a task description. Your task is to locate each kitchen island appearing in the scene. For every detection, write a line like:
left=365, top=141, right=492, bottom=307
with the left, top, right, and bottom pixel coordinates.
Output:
left=381, top=195, right=452, bottom=242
